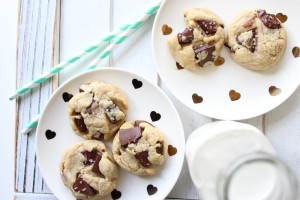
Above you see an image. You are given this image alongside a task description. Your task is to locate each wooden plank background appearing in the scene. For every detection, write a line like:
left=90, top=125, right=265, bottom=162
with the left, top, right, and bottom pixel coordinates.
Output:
left=15, top=0, right=300, bottom=199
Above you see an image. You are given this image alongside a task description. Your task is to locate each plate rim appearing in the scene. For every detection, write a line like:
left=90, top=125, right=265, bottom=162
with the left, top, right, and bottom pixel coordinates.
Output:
left=35, top=67, right=185, bottom=200
left=151, top=0, right=300, bottom=120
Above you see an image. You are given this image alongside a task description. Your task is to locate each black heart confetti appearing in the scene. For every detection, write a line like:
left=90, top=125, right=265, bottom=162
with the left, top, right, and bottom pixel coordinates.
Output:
left=62, top=92, right=73, bottom=102
left=147, top=184, right=158, bottom=196
left=132, top=79, right=143, bottom=89
left=150, top=111, right=161, bottom=122
left=111, top=189, right=122, bottom=200
left=45, top=129, right=56, bottom=140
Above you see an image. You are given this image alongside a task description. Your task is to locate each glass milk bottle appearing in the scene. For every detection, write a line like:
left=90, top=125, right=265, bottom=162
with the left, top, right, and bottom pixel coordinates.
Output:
left=186, top=121, right=298, bottom=200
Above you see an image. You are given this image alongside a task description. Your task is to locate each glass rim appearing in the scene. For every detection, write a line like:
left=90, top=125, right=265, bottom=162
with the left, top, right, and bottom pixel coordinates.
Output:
left=216, top=151, right=299, bottom=200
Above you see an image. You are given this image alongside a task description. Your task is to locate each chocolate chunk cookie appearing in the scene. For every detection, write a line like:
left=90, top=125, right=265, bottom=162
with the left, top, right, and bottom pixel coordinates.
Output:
left=168, top=8, right=225, bottom=70
left=68, top=81, right=128, bottom=141
left=112, top=120, right=168, bottom=175
left=227, top=9, right=287, bottom=70
left=60, top=140, right=119, bottom=200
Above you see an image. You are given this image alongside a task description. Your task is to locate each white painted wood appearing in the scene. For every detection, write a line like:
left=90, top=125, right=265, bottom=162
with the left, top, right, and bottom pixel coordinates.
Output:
left=14, top=193, right=178, bottom=200
left=265, top=86, right=300, bottom=188
left=0, top=0, right=18, bottom=199
left=58, top=0, right=111, bottom=85
left=111, top=0, right=158, bottom=83
left=15, top=0, right=56, bottom=194
left=15, top=193, right=58, bottom=200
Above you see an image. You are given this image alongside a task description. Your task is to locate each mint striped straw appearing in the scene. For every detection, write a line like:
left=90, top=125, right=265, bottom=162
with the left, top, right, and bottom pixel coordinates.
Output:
left=21, top=114, right=40, bottom=135
left=21, top=0, right=163, bottom=135
left=9, top=22, right=138, bottom=100
left=85, top=0, right=162, bottom=71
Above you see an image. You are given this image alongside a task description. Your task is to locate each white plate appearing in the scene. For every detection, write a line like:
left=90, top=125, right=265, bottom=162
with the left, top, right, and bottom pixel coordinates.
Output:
left=152, top=0, right=300, bottom=120
left=36, top=68, right=185, bottom=200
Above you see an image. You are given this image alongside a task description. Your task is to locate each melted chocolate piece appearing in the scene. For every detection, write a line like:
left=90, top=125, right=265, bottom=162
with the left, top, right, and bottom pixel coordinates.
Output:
left=134, top=120, right=153, bottom=127
left=196, top=20, right=218, bottom=35
left=85, top=100, right=95, bottom=114
left=92, top=132, right=104, bottom=141
left=81, top=150, right=101, bottom=165
left=73, top=173, right=96, bottom=196
left=224, top=43, right=235, bottom=53
left=156, top=142, right=164, bottom=155
left=135, top=151, right=151, bottom=167
left=236, top=29, right=257, bottom=53
left=193, top=44, right=216, bottom=66
left=105, top=108, right=118, bottom=124
left=119, top=126, right=142, bottom=147
left=74, top=113, right=88, bottom=133
left=243, top=16, right=256, bottom=28
left=176, top=62, right=184, bottom=70
left=91, top=155, right=103, bottom=175
left=79, top=88, right=84, bottom=93
left=177, top=27, right=194, bottom=44
left=257, top=10, right=281, bottom=29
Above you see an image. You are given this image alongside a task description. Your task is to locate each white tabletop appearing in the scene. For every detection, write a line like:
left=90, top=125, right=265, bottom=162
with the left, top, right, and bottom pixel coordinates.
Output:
left=2, top=0, right=300, bottom=199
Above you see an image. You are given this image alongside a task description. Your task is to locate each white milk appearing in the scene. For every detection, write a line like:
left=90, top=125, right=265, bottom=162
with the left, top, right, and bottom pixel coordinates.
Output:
left=228, top=162, right=277, bottom=200
left=186, top=121, right=277, bottom=200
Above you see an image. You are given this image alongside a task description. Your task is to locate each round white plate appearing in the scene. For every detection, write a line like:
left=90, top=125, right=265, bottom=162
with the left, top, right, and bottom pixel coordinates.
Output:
left=36, top=68, right=185, bottom=200
left=152, top=0, right=300, bottom=120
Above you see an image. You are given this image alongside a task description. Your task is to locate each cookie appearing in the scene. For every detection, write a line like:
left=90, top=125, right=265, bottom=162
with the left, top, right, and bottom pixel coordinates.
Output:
left=60, top=140, right=119, bottom=200
left=112, top=120, right=168, bottom=175
left=227, top=9, right=287, bottom=70
left=68, top=81, right=128, bottom=141
left=168, top=8, right=225, bottom=70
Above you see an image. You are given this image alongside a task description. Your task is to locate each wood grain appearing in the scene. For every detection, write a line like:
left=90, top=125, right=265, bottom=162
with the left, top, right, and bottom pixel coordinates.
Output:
left=15, top=0, right=57, bottom=193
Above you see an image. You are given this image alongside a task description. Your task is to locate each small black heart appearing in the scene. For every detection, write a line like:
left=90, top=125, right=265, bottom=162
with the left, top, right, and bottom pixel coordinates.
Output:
left=111, top=189, right=122, bottom=200
left=150, top=111, right=161, bottom=122
left=132, top=79, right=143, bottom=89
left=45, top=129, right=56, bottom=140
left=147, top=184, right=158, bottom=196
left=62, top=92, right=73, bottom=102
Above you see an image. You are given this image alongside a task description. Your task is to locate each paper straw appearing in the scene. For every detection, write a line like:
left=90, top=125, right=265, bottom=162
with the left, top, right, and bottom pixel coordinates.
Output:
left=21, top=114, right=40, bottom=135
left=9, top=24, right=134, bottom=100
left=85, top=0, right=162, bottom=70
left=20, top=0, right=162, bottom=135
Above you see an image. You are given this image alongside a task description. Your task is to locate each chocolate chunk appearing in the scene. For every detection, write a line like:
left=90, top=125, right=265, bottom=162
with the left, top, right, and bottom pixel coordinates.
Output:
left=243, top=16, right=256, bottom=28
left=224, top=43, right=235, bottom=53
left=156, top=142, right=164, bottom=155
left=85, top=99, right=95, bottom=114
left=176, top=62, right=184, bottom=70
left=105, top=108, right=118, bottom=124
left=79, top=88, right=84, bottom=93
left=236, top=29, right=257, bottom=53
left=177, top=27, right=194, bottom=44
left=196, top=20, right=218, bottom=35
left=257, top=10, right=281, bottom=29
left=81, top=150, right=101, bottom=166
left=73, top=173, right=96, bottom=196
left=193, top=44, right=216, bottom=66
left=74, top=113, right=88, bottom=133
left=91, top=154, right=103, bottom=175
left=92, top=132, right=104, bottom=141
left=119, top=126, right=142, bottom=147
left=134, top=120, right=154, bottom=127
left=135, top=151, right=151, bottom=167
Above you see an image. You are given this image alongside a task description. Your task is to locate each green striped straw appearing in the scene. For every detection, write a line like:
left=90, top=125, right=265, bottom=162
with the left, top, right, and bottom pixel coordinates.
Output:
left=9, top=24, right=133, bottom=100
left=85, top=0, right=162, bottom=70
left=21, top=114, right=40, bottom=135
left=21, top=0, right=163, bottom=135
